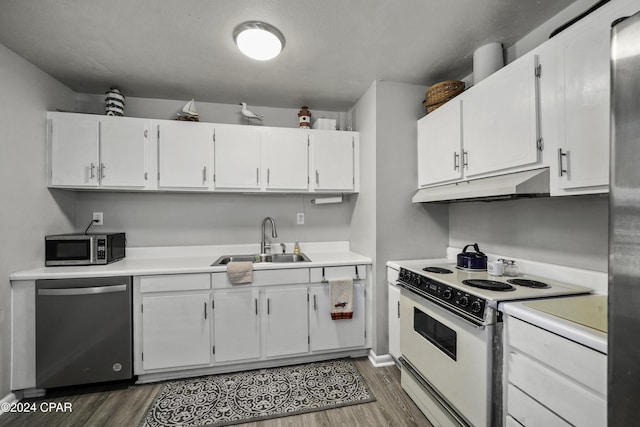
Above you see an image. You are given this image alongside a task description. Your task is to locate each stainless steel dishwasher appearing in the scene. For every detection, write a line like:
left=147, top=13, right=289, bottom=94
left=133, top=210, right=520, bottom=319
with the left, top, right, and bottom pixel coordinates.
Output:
left=36, top=276, right=133, bottom=388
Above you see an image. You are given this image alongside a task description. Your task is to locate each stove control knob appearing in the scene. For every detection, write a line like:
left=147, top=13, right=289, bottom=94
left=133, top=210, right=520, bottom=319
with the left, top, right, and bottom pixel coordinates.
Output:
left=443, top=289, right=452, bottom=300
left=458, top=296, right=469, bottom=307
left=471, top=300, right=482, bottom=313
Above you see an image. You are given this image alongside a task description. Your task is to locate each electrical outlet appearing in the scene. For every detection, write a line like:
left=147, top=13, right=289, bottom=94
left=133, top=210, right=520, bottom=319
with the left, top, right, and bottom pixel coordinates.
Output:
left=92, top=212, right=104, bottom=226
left=297, top=212, right=305, bottom=225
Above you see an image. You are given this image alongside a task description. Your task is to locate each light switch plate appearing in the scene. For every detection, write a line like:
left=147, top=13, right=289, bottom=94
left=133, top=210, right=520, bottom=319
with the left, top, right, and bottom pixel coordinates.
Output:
left=297, top=212, right=304, bottom=225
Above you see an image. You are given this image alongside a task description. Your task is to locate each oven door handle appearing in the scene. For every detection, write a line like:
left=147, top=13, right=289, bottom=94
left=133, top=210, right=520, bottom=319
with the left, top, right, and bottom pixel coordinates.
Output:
left=397, top=281, right=486, bottom=330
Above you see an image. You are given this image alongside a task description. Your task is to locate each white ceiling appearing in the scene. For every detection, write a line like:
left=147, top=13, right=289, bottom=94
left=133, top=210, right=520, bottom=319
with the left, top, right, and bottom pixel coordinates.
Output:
left=0, top=0, right=576, bottom=111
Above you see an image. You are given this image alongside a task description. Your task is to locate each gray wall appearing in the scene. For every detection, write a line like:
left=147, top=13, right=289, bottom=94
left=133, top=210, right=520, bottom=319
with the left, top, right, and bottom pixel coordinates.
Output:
left=450, top=195, right=609, bottom=272
left=75, top=192, right=352, bottom=247
left=350, top=80, right=449, bottom=356
left=73, top=95, right=354, bottom=246
left=0, top=43, right=77, bottom=399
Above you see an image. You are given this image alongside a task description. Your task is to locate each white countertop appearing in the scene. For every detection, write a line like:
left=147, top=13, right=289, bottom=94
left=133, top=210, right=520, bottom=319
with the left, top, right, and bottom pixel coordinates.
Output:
left=501, top=296, right=608, bottom=354
left=10, top=241, right=372, bottom=281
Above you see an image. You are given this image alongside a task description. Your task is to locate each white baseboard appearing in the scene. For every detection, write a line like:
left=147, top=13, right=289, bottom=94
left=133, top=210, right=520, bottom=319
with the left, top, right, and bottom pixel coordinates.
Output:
left=367, top=350, right=397, bottom=367
left=0, top=392, right=18, bottom=416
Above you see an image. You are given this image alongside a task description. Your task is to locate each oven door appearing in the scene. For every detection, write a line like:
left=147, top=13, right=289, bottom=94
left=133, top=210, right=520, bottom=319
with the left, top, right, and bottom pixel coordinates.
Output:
left=400, top=290, right=493, bottom=427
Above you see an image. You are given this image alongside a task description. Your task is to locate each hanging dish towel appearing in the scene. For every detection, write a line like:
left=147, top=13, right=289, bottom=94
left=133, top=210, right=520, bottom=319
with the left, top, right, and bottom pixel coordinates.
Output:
left=330, top=278, right=353, bottom=320
left=227, top=261, right=253, bottom=284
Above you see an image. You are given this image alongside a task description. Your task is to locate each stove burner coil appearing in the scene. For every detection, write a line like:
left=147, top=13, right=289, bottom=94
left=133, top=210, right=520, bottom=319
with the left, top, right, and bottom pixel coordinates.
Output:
left=422, top=267, right=454, bottom=274
left=462, top=279, right=515, bottom=291
left=507, top=279, right=551, bottom=288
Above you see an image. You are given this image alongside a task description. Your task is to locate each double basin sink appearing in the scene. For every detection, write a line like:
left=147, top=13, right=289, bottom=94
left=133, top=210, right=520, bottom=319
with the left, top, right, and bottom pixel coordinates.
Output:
left=212, top=253, right=311, bottom=266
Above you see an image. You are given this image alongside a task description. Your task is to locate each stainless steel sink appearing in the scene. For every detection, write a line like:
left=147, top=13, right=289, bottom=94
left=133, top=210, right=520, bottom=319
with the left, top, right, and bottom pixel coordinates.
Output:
left=211, top=253, right=311, bottom=266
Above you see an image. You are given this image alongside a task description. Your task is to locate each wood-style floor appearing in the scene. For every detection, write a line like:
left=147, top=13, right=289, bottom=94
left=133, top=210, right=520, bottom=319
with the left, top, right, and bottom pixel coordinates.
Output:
left=0, top=358, right=432, bottom=427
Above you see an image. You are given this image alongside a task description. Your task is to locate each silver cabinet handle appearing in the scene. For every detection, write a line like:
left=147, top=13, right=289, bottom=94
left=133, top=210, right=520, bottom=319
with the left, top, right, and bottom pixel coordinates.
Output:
left=203, top=166, right=207, bottom=184
left=144, top=129, right=148, bottom=138
left=38, top=284, right=127, bottom=296
left=558, top=148, right=568, bottom=177
left=313, top=294, right=317, bottom=311
left=453, top=152, right=460, bottom=170
left=462, top=151, right=469, bottom=169
left=204, top=302, right=207, bottom=319
left=90, top=163, right=96, bottom=179
left=267, top=168, right=270, bottom=186
left=397, top=301, right=400, bottom=318
left=256, top=168, right=259, bottom=186
left=315, top=170, right=319, bottom=186
left=267, top=298, right=270, bottom=315
left=144, top=172, right=148, bottom=181
left=101, top=163, right=106, bottom=179
left=255, top=298, right=258, bottom=315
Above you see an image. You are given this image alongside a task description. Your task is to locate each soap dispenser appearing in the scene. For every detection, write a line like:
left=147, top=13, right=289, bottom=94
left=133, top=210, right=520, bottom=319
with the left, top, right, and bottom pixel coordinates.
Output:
left=293, top=241, right=300, bottom=255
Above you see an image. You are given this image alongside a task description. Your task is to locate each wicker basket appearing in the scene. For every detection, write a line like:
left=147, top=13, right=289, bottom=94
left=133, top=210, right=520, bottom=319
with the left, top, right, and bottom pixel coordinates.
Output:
left=423, top=80, right=465, bottom=113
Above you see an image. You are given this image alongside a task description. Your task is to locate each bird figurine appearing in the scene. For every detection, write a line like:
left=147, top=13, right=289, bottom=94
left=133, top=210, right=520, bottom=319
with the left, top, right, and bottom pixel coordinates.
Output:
left=239, top=102, right=263, bottom=123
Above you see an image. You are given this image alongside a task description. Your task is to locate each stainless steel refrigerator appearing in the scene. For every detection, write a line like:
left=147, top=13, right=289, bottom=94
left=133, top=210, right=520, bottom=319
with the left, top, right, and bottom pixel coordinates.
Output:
left=609, top=10, right=640, bottom=426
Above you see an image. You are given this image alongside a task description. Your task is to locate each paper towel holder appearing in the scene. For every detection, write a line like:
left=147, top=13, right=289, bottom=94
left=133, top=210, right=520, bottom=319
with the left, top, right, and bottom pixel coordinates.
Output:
left=311, top=194, right=344, bottom=205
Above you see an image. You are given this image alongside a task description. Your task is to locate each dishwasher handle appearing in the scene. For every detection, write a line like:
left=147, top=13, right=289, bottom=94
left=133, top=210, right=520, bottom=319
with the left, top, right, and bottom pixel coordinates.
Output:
left=38, top=284, right=128, bottom=296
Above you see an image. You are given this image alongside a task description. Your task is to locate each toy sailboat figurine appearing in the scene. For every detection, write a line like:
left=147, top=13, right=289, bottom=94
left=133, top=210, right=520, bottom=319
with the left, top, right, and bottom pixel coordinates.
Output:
left=177, top=99, right=200, bottom=121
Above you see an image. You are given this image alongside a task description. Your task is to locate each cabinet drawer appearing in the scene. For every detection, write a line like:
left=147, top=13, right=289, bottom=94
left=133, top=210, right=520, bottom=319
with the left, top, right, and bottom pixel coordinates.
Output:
left=140, top=274, right=211, bottom=293
left=387, top=267, right=398, bottom=283
left=211, top=268, right=309, bottom=288
left=507, top=316, right=606, bottom=394
left=310, top=265, right=366, bottom=282
left=507, top=384, right=570, bottom=427
left=508, top=351, right=606, bottom=427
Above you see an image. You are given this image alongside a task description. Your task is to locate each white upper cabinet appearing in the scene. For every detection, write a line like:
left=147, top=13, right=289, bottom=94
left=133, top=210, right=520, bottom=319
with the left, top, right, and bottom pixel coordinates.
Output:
left=47, top=113, right=359, bottom=194
left=213, top=124, right=261, bottom=190
left=100, top=117, right=149, bottom=188
left=553, top=0, right=638, bottom=195
left=49, top=114, right=100, bottom=188
left=262, top=128, right=309, bottom=191
left=49, top=113, right=150, bottom=189
left=310, top=130, right=357, bottom=191
left=462, top=53, right=540, bottom=178
left=157, top=121, right=212, bottom=190
left=417, top=99, right=463, bottom=187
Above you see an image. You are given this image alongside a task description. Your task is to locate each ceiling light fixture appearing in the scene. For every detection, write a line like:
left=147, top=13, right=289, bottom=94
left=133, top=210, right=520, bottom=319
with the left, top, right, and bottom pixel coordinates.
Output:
left=233, top=21, right=285, bottom=61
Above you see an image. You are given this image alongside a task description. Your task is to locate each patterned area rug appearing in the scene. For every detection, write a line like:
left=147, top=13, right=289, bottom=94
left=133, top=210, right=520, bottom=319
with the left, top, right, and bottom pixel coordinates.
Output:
left=140, top=359, right=376, bottom=427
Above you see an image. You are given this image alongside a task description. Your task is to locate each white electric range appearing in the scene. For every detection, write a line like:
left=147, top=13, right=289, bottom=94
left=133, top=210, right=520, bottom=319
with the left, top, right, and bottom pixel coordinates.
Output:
left=393, top=259, right=593, bottom=427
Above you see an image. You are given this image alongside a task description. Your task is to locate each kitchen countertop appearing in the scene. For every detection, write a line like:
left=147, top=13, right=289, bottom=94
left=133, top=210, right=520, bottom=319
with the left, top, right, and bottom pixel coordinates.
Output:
left=501, top=295, right=608, bottom=354
left=10, top=241, right=372, bottom=281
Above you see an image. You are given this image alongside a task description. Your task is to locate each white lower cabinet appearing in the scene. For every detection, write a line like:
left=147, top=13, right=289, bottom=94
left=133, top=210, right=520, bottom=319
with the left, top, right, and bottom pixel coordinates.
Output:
left=134, top=267, right=369, bottom=379
left=141, top=293, right=211, bottom=371
left=308, top=282, right=365, bottom=351
left=387, top=267, right=401, bottom=362
left=504, top=315, right=606, bottom=426
left=264, top=287, right=309, bottom=357
left=212, top=289, right=261, bottom=362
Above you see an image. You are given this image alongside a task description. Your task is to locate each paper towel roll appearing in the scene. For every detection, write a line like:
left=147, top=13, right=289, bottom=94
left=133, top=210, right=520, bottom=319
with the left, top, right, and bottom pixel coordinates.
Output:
left=311, top=196, right=343, bottom=205
left=473, top=42, right=504, bottom=85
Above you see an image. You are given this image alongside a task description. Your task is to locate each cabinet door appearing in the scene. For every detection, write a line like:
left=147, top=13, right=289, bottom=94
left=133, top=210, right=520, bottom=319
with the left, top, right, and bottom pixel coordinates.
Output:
left=388, top=283, right=401, bottom=361
left=262, top=128, right=309, bottom=190
left=264, top=287, right=309, bottom=357
left=214, top=124, right=261, bottom=189
left=463, top=54, right=539, bottom=177
left=141, top=293, right=211, bottom=371
left=157, top=121, right=211, bottom=189
left=100, top=117, right=149, bottom=188
left=213, top=289, right=261, bottom=362
left=309, top=282, right=365, bottom=351
left=417, top=100, right=463, bottom=187
left=310, top=131, right=355, bottom=191
left=556, top=0, right=637, bottom=191
left=50, top=116, right=100, bottom=187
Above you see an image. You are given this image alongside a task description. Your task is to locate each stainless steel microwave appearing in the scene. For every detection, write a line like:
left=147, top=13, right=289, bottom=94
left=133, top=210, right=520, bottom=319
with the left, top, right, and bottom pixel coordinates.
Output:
left=45, top=233, right=126, bottom=266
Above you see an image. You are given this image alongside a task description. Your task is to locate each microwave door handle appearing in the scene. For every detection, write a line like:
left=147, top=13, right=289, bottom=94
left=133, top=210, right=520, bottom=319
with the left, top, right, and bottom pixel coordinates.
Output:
left=89, top=237, right=95, bottom=264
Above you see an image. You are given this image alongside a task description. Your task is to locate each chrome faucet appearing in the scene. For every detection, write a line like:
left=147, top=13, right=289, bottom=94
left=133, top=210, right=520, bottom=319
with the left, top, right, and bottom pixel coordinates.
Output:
left=261, top=217, right=278, bottom=254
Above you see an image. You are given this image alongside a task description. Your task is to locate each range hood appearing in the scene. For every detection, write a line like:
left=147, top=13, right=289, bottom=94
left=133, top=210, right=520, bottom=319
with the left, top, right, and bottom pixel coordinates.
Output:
left=412, top=168, right=550, bottom=203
